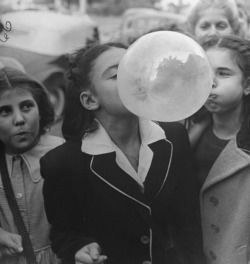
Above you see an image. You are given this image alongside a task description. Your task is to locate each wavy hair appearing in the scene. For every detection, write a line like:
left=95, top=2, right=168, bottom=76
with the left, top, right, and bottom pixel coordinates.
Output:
left=62, top=42, right=127, bottom=141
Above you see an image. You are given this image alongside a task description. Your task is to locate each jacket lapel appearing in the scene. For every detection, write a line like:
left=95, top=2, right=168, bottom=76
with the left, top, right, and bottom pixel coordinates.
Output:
left=90, top=152, right=149, bottom=208
left=201, top=139, right=250, bottom=193
left=144, top=139, right=173, bottom=204
left=90, top=139, right=173, bottom=208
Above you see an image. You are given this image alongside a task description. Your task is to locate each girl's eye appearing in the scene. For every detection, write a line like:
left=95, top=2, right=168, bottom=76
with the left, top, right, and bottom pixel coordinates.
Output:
left=0, top=106, right=11, bottom=117
left=218, top=71, right=230, bottom=77
left=109, top=74, right=117, bottom=80
left=200, top=23, right=210, bottom=30
left=21, top=102, right=35, bottom=112
left=217, top=22, right=228, bottom=30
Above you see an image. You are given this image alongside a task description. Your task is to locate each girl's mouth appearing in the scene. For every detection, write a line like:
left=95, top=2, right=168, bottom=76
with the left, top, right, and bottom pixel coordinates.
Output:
left=16, top=132, right=27, bottom=135
left=207, top=94, right=217, bottom=101
left=14, top=132, right=29, bottom=138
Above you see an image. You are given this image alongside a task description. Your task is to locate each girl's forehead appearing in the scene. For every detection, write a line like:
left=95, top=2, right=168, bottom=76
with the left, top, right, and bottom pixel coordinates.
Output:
left=198, top=8, right=230, bottom=23
left=207, top=48, right=243, bottom=70
left=93, top=48, right=126, bottom=73
left=207, top=47, right=233, bottom=58
left=0, top=87, right=34, bottom=102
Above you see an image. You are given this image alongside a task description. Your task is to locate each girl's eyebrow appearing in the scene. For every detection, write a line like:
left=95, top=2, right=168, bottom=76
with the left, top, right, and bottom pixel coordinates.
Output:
left=0, top=105, right=11, bottom=111
left=217, top=67, right=233, bottom=71
left=102, top=64, right=119, bottom=77
left=20, top=99, right=35, bottom=104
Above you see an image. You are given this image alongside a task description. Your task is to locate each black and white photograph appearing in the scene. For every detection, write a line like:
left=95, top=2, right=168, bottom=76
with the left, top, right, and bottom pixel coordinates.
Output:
left=0, top=0, right=250, bottom=263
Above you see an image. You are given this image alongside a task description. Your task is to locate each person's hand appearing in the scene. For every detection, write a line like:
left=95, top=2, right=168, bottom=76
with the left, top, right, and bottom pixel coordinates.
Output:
left=75, top=242, right=107, bottom=264
left=0, top=228, right=23, bottom=255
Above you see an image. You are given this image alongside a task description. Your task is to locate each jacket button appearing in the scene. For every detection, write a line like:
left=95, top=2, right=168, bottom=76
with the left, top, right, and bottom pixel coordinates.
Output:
left=140, top=235, right=150, bottom=244
left=209, top=196, right=219, bottom=206
left=210, top=224, right=220, bottom=233
left=209, top=250, right=217, bottom=260
left=15, top=193, right=23, bottom=199
left=142, top=261, right=151, bottom=264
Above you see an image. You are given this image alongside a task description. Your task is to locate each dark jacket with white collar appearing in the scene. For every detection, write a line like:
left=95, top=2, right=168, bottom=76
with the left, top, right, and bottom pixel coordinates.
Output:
left=40, top=122, right=204, bottom=264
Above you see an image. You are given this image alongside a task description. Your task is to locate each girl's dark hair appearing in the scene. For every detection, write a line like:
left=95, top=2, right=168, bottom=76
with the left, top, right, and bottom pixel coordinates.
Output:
left=0, top=67, right=55, bottom=136
left=62, top=42, right=127, bottom=141
left=201, top=35, right=250, bottom=149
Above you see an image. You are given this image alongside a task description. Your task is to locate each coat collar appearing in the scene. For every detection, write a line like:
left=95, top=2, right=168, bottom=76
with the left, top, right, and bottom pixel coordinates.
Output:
left=201, top=139, right=250, bottom=193
left=81, top=118, right=166, bottom=155
left=90, top=139, right=173, bottom=208
left=0, top=135, right=64, bottom=188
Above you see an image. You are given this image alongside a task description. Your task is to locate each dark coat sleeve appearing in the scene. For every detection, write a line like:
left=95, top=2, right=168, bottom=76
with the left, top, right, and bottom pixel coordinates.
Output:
left=159, top=122, right=205, bottom=263
left=40, top=142, right=96, bottom=264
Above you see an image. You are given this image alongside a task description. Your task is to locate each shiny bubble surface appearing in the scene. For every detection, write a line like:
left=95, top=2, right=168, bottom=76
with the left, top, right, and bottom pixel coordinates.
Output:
left=117, top=31, right=213, bottom=121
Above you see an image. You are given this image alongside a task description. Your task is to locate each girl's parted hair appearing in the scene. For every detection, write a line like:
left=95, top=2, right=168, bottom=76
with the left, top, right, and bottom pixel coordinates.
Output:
left=62, top=42, right=127, bottom=141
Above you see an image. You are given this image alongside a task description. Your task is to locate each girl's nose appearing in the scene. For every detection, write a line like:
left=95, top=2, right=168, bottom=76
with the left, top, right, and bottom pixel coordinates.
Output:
left=13, top=110, right=25, bottom=125
left=207, top=26, right=218, bottom=37
left=212, top=77, right=217, bottom=89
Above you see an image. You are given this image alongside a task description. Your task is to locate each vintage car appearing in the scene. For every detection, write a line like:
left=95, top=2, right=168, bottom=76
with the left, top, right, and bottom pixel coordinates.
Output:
left=120, top=8, right=187, bottom=45
left=0, top=10, right=99, bottom=136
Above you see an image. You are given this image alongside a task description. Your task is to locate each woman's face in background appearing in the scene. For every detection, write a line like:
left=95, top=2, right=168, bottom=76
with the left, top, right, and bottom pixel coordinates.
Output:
left=0, top=87, right=40, bottom=154
left=194, top=8, right=234, bottom=42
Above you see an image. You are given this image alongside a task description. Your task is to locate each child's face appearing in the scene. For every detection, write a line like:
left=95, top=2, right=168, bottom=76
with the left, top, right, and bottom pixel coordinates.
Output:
left=205, top=48, right=247, bottom=115
left=0, top=87, right=40, bottom=154
left=194, top=8, right=234, bottom=42
left=90, top=47, right=131, bottom=117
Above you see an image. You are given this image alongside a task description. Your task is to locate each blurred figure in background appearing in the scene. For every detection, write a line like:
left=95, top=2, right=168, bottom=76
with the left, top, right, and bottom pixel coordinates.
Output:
left=187, top=0, right=244, bottom=43
left=236, top=1, right=250, bottom=39
left=0, top=57, right=25, bottom=73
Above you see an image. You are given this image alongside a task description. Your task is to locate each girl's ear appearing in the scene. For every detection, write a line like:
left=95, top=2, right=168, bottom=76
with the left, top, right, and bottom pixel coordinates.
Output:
left=79, top=91, right=99, bottom=111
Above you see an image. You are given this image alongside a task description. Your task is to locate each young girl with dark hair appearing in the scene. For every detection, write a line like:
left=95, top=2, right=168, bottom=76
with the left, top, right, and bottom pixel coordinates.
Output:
left=40, top=42, right=205, bottom=264
left=0, top=67, right=64, bottom=263
left=193, top=35, right=250, bottom=263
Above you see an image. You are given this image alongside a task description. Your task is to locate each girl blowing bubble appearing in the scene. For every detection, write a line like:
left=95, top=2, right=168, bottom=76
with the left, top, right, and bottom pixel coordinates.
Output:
left=194, top=35, right=250, bottom=263
left=40, top=42, right=205, bottom=264
left=0, top=67, right=64, bottom=263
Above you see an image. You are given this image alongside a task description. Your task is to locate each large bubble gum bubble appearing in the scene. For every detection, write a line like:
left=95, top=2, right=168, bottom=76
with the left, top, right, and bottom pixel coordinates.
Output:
left=117, top=31, right=213, bottom=122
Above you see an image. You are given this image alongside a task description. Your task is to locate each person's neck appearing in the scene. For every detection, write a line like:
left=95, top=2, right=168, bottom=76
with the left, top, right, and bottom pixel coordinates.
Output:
left=96, top=114, right=141, bottom=150
left=212, top=105, right=243, bottom=140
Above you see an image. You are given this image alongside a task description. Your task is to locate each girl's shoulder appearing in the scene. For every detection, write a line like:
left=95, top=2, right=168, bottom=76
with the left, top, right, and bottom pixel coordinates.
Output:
left=32, top=134, right=65, bottom=156
left=40, top=137, right=83, bottom=162
left=158, top=121, right=189, bottom=142
left=40, top=134, right=65, bottom=148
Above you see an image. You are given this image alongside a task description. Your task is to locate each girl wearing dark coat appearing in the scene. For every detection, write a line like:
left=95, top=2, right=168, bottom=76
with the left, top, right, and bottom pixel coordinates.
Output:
left=40, top=42, right=204, bottom=264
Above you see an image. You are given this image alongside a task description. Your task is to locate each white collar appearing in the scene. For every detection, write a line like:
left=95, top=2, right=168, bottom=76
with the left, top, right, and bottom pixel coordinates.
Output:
left=81, top=118, right=166, bottom=155
left=5, top=135, right=64, bottom=180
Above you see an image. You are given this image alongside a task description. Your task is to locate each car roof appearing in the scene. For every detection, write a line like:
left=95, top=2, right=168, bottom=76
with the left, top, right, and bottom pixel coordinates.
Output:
left=120, top=11, right=187, bottom=44
left=1, top=10, right=98, bottom=56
